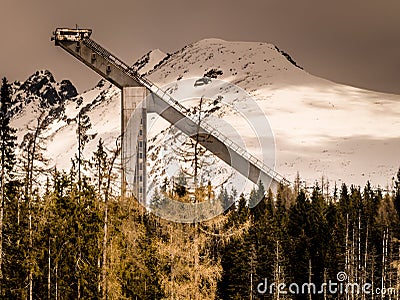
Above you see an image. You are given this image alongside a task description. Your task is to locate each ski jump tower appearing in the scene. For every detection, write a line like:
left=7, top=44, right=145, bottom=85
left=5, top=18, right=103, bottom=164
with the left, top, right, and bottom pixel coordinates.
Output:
left=52, top=28, right=289, bottom=204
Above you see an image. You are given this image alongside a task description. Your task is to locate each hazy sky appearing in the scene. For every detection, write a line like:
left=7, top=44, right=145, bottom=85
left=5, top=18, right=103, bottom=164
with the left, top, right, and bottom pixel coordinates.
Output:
left=1, top=0, right=399, bottom=94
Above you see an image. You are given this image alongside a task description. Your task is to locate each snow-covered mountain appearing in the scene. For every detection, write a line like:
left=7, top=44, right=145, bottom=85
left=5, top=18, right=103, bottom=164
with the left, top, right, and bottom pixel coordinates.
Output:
left=9, top=38, right=400, bottom=192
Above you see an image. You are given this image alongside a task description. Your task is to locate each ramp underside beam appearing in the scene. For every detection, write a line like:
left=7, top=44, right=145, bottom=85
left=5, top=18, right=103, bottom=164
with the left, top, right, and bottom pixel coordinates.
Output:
left=56, top=40, right=141, bottom=88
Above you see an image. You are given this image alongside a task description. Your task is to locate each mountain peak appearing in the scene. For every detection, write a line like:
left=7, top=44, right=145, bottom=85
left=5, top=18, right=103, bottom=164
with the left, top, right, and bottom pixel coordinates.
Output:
left=16, top=70, right=77, bottom=106
left=22, top=69, right=56, bottom=89
left=133, top=49, right=168, bottom=75
left=145, top=37, right=312, bottom=89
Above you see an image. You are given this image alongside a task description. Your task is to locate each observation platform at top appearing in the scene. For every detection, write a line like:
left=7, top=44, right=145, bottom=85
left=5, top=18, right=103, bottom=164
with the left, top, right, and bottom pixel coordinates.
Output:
left=52, top=28, right=142, bottom=89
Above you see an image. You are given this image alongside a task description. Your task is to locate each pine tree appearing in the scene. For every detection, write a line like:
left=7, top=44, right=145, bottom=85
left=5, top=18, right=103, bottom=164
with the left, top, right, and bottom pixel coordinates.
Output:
left=0, top=77, right=17, bottom=290
left=394, top=168, right=400, bottom=219
left=287, top=190, right=312, bottom=298
left=91, top=138, right=108, bottom=196
left=174, top=169, right=188, bottom=198
left=250, top=186, right=276, bottom=299
left=20, top=114, right=48, bottom=300
left=217, top=193, right=251, bottom=299
left=2, top=179, right=24, bottom=298
left=100, top=143, right=120, bottom=299
left=308, top=186, right=329, bottom=292
left=76, top=110, right=92, bottom=193
left=0, top=77, right=17, bottom=178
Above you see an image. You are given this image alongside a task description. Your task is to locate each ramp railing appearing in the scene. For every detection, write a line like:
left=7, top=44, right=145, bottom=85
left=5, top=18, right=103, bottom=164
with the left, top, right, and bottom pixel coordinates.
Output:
left=82, top=38, right=290, bottom=185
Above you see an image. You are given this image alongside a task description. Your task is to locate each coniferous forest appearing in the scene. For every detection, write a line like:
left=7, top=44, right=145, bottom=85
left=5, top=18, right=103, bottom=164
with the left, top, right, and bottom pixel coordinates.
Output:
left=1, top=77, right=400, bottom=299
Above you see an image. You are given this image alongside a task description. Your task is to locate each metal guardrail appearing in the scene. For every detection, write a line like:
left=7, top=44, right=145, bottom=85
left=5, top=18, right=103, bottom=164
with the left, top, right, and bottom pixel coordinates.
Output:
left=82, top=38, right=290, bottom=185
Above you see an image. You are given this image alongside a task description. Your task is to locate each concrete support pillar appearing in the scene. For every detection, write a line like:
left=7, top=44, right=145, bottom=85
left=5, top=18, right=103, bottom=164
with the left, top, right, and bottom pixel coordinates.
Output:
left=121, top=86, right=148, bottom=204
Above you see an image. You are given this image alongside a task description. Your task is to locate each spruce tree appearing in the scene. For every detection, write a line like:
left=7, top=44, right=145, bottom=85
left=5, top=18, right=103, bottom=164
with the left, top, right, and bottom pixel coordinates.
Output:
left=91, top=138, right=108, bottom=196
left=287, top=190, right=312, bottom=298
left=394, top=168, right=400, bottom=219
left=0, top=77, right=17, bottom=178
left=217, top=194, right=251, bottom=299
left=0, top=77, right=17, bottom=291
left=76, top=110, right=92, bottom=192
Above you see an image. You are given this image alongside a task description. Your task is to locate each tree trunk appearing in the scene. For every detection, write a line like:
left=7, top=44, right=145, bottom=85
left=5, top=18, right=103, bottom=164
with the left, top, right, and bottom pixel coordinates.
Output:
left=358, top=212, right=361, bottom=283
left=274, top=241, right=281, bottom=300
left=381, top=228, right=388, bottom=300
left=102, top=202, right=108, bottom=299
left=48, top=238, right=51, bottom=300
left=323, top=268, right=327, bottom=300
left=25, top=115, right=43, bottom=300
left=396, top=245, right=399, bottom=300
left=0, top=171, right=3, bottom=283
left=98, top=256, right=101, bottom=295
left=78, top=111, right=81, bottom=197
left=29, top=204, right=33, bottom=300
left=0, top=141, right=5, bottom=286
left=308, top=259, right=312, bottom=300
left=102, top=145, right=120, bottom=299
left=362, top=225, right=369, bottom=300
left=194, top=223, right=199, bottom=300
left=345, top=213, right=349, bottom=300
left=55, top=262, right=58, bottom=300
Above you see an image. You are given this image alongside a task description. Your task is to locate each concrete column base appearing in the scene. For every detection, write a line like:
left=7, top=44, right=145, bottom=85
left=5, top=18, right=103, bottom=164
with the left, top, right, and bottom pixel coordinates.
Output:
left=121, top=86, right=148, bottom=204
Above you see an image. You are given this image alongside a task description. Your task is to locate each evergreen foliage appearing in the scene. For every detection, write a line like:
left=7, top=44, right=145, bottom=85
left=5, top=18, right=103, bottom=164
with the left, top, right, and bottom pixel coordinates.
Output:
left=0, top=79, right=400, bottom=298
